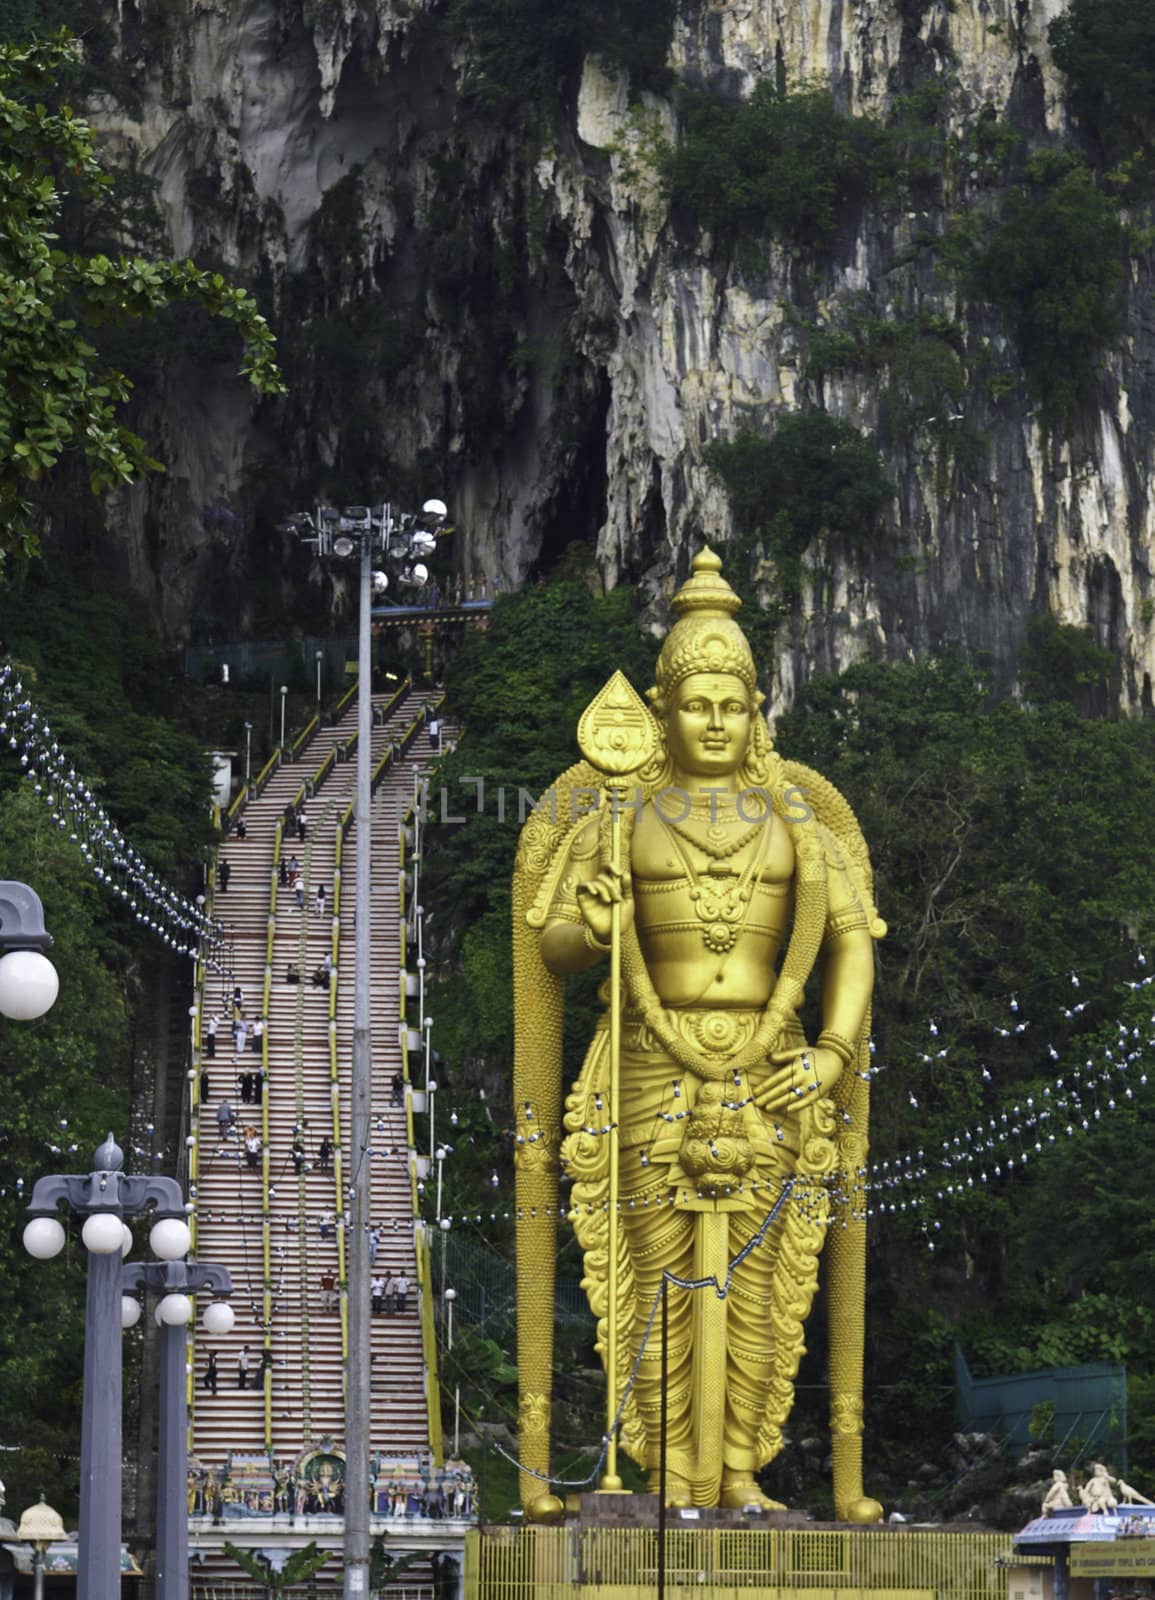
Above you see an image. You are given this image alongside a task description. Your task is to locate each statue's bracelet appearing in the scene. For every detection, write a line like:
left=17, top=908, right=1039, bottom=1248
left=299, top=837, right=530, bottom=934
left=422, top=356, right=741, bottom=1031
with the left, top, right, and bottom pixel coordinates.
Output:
left=583, top=922, right=612, bottom=955
left=816, top=1030, right=855, bottom=1066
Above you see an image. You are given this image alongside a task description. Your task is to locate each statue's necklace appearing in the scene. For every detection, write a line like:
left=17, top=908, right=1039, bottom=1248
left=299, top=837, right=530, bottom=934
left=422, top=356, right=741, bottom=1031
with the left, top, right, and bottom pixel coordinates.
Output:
left=658, top=813, right=770, bottom=954
left=657, top=794, right=769, bottom=860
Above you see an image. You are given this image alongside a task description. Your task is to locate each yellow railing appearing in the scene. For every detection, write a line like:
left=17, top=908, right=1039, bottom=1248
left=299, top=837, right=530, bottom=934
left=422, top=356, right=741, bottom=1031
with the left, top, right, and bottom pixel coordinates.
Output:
left=335, top=678, right=358, bottom=718
left=463, top=1525, right=1043, bottom=1600
left=253, top=749, right=280, bottom=795
left=291, top=713, right=319, bottom=758
left=260, top=819, right=282, bottom=1449
left=331, top=821, right=349, bottom=1364
left=399, top=793, right=444, bottom=1468
left=417, top=1218, right=443, bottom=1466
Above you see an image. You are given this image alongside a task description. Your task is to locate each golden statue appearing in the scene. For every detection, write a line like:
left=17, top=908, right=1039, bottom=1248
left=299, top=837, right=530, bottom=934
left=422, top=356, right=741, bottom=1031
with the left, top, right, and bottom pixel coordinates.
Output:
left=512, top=548, right=885, bottom=1519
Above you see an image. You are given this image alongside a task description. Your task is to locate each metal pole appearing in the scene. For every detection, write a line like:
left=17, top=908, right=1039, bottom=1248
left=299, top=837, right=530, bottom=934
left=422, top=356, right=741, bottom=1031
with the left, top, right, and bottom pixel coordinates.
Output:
left=279, top=687, right=287, bottom=751
left=32, top=1549, right=44, bottom=1600
left=343, top=534, right=373, bottom=1600
left=156, top=1321, right=189, bottom=1600
left=77, top=1248, right=123, bottom=1600
left=657, top=1277, right=668, bottom=1600
left=600, top=794, right=624, bottom=1491
left=316, top=651, right=323, bottom=705
left=244, top=723, right=252, bottom=787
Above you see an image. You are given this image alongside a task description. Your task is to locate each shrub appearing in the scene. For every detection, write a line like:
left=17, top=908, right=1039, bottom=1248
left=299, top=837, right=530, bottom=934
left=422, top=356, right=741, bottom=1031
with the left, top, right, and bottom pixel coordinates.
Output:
left=960, top=154, right=1129, bottom=427
left=1049, top=0, right=1155, bottom=173
left=660, top=81, right=893, bottom=257
left=447, top=0, right=675, bottom=118
left=806, top=309, right=967, bottom=444
left=703, top=411, right=893, bottom=568
left=1019, top=612, right=1117, bottom=713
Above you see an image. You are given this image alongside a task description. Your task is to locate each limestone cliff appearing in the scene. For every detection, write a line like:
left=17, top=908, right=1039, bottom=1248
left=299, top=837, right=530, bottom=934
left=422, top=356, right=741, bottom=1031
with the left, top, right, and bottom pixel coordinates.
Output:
left=72, top=0, right=1155, bottom=710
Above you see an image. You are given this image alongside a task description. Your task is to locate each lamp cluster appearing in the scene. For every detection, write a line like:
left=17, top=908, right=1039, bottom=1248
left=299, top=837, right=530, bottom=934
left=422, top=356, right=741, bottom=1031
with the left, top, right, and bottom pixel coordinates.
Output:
left=0, top=663, right=220, bottom=958
left=24, top=1196, right=235, bottom=1331
left=281, top=500, right=449, bottom=594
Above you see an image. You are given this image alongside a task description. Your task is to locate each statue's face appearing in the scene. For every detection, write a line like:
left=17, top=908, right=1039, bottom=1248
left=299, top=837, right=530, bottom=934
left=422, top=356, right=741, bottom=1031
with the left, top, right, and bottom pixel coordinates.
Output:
left=664, top=672, right=752, bottom=780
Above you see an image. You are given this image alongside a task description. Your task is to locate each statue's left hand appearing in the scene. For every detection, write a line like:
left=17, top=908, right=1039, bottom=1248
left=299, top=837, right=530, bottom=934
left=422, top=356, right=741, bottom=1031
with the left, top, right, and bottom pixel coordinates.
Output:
left=753, top=1046, right=845, bottom=1115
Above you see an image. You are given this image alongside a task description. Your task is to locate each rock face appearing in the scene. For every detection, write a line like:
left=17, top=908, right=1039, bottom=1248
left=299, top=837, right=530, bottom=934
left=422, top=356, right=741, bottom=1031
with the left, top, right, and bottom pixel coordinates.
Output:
left=80, top=0, right=1155, bottom=710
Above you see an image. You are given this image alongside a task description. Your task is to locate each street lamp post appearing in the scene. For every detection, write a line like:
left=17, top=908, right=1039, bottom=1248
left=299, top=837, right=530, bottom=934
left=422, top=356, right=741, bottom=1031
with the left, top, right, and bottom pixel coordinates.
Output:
left=284, top=498, right=446, bottom=1600
left=23, top=1137, right=186, bottom=1600
left=244, top=722, right=253, bottom=787
left=315, top=650, right=324, bottom=706
left=0, top=880, right=59, bottom=1020
left=121, top=1260, right=234, bottom=1600
left=444, top=1287, right=460, bottom=1457
left=279, top=686, right=288, bottom=752
left=16, top=1498, right=66, bottom=1600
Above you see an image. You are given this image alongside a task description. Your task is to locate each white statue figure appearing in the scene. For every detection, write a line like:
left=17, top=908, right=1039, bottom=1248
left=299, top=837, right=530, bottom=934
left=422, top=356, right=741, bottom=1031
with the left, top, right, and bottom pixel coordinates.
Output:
left=1081, top=1464, right=1118, bottom=1514
left=1042, top=1470, right=1073, bottom=1513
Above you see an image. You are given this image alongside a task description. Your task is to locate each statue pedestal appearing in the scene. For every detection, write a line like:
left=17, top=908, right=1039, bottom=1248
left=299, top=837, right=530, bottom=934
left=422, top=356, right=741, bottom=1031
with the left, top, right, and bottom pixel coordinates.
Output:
left=473, top=1516, right=1019, bottom=1599
left=576, top=1492, right=813, bottom=1529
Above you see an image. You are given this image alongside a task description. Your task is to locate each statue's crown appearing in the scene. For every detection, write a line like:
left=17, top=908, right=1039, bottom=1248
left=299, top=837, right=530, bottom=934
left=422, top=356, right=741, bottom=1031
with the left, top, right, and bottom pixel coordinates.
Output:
left=653, top=546, right=756, bottom=699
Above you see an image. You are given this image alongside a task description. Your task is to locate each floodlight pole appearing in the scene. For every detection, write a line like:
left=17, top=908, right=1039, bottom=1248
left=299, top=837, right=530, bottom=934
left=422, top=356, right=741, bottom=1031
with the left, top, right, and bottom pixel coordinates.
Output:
left=344, top=528, right=373, bottom=1600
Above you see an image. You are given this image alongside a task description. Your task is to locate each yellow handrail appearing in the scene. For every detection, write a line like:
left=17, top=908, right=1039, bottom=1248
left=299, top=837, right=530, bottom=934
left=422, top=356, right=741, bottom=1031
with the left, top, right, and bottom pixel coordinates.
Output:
left=291, top=714, right=319, bottom=758
left=261, top=820, right=281, bottom=1448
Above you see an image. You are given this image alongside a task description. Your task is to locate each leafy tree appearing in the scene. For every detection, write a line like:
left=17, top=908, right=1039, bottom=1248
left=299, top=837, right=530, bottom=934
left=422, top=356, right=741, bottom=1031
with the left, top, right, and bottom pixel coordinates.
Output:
left=0, top=31, right=285, bottom=565
left=1049, top=0, right=1155, bottom=175
left=1020, top=612, right=1117, bottom=713
left=3, top=579, right=215, bottom=877
left=958, top=153, right=1129, bottom=428
left=660, top=81, right=893, bottom=257
left=447, top=0, right=675, bottom=117
left=703, top=411, right=894, bottom=576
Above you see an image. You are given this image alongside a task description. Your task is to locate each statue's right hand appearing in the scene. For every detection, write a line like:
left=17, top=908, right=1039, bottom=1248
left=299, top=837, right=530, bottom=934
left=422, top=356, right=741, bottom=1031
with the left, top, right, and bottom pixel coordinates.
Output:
left=576, top=866, right=634, bottom=946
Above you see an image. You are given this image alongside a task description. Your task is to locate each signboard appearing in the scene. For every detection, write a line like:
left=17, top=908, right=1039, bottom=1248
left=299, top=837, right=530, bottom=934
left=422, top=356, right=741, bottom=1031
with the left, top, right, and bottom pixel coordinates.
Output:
left=1072, top=1543, right=1155, bottom=1578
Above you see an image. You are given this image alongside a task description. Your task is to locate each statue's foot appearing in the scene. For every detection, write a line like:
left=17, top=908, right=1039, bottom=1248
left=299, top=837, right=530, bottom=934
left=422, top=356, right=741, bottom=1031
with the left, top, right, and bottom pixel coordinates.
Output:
left=840, top=1496, right=884, bottom=1524
left=719, top=1477, right=785, bottom=1512
left=526, top=1493, right=565, bottom=1523
left=648, top=1470, right=693, bottom=1509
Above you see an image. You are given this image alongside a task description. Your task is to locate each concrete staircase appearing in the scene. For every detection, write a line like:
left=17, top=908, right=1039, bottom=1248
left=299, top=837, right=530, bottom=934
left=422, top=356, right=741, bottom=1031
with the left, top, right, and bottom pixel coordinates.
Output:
left=187, top=686, right=439, bottom=1473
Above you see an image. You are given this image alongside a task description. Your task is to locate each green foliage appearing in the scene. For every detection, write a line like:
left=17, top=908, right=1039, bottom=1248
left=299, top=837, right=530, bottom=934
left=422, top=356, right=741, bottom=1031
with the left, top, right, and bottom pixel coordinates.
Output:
left=3, top=579, right=215, bottom=877
left=0, top=785, right=132, bottom=1518
left=1020, top=612, right=1117, bottom=712
left=951, top=153, right=1129, bottom=427
left=223, top=1542, right=330, bottom=1594
left=660, top=81, right=893, bottom=257
left=778, top=655, right=1155, bottom=1136
left=0, top=32, right=284, bottom=565
left=447, top=0, right=675, bottom=118
left=369, top=1541, right=426, bottom=1591
left=1049, top=0, right=1155, bottom=176
left=805, top=308, right=968, bottom=446
left=703, top=412, right=893, bottom=577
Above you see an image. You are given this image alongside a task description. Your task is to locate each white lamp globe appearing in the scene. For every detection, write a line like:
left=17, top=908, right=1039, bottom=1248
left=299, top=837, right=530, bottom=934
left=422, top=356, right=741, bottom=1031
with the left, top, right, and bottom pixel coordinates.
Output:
left=0, top=949, right=60, bottom=1020
left=82, top=1212, right=125, bottom=1254
left=121, top=1295, right=142, bottom=1330
left=150, top=1217, right=191, bottom=1260
left=23, top=1216, right=65, bottom=1259
left=121, top=1224, right=133, bottom=1258
left=156, top=1293, right=193, bottom=1327
left=203, top=1300, right=235, bottom=1335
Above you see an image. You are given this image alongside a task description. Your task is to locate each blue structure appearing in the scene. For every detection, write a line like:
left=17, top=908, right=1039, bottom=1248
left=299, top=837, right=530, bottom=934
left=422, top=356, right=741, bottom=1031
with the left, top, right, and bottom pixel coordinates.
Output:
left=956, top=1345, right=1127, bottom=1470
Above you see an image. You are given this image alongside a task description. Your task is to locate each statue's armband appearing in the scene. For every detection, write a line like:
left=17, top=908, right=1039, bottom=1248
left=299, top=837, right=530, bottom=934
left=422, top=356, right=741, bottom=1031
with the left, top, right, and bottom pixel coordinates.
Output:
left=528, top=815, right=602, bottom=930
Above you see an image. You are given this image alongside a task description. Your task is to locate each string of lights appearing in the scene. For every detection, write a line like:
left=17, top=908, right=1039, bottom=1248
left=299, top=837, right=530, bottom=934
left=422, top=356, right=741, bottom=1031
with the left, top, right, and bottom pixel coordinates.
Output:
left=0, top=660, right=221, bottom=956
